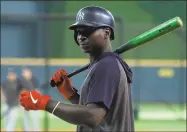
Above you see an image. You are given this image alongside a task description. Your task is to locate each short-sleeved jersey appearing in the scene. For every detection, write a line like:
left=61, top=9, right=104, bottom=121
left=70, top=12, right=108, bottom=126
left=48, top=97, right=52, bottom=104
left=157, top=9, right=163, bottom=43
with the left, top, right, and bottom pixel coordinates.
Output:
left=77, top=55, right=134, bottom=131
left=1, top=79, right=22, bottom=107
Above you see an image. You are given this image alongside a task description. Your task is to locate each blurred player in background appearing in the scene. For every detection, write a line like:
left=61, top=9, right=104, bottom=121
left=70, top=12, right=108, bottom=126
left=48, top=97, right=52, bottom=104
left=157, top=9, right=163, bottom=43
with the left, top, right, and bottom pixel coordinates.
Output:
left=20, top=67, right=41, bottom=131
left=19, top=6, right=134, bottom=131
left=1, top=69, right=22, bottom=131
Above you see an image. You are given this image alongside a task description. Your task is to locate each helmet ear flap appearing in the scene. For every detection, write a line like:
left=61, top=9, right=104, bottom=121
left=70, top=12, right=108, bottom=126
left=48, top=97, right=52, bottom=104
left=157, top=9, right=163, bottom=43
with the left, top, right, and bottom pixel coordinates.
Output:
left=74, top=31, right=79, bottom=45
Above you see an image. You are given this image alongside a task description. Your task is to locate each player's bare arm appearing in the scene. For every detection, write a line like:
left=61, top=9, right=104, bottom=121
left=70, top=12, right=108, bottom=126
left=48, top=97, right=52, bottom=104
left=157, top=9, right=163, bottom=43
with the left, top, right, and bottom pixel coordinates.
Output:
left=45, top=100, right=106, bottom=128
left=19, top=89, right=106, bottom=128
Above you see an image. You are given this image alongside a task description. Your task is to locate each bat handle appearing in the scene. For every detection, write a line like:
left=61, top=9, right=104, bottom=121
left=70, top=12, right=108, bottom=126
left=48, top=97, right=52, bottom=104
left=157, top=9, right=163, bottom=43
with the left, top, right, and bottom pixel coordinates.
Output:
left=50, top=64, right=90, bottom=87
left=50, top=51, right=120, bottom=87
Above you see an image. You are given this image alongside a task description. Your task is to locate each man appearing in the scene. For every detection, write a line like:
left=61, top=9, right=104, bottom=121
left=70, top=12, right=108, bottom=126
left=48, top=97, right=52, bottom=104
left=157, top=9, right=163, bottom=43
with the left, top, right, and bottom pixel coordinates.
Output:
left=19, top=6, right=134, bottom=131
left=1, top=69, right=22, bottom=131
left=20, top=67, right=41, bottom=131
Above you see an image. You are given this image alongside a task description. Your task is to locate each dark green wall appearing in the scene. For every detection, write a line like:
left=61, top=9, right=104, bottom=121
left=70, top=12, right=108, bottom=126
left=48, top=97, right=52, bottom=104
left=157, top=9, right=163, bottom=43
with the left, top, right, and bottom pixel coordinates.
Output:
left=48, top=1, right=186, bottom=59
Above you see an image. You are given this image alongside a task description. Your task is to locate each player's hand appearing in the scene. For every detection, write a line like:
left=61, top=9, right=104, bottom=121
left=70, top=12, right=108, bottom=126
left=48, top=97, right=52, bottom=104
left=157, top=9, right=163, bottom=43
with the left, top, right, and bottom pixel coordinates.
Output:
left=51, top=69, right=76, bottom=100
left=19, top=90, right=51, bottom=111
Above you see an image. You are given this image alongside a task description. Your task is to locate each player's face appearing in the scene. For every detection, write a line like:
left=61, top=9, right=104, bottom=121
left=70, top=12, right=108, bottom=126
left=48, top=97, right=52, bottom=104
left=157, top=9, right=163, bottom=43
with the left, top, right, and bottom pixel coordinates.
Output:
left=21, top=69, right=32, bottom=79
left=7, top=72, right=17, bottom=81
left=76, top=27, right=109, bottom=54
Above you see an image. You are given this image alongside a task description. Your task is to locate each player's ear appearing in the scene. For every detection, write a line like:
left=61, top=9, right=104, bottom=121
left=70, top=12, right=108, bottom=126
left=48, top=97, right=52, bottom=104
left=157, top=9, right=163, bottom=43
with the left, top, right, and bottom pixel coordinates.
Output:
left=104, top=28, right=111, bottom=39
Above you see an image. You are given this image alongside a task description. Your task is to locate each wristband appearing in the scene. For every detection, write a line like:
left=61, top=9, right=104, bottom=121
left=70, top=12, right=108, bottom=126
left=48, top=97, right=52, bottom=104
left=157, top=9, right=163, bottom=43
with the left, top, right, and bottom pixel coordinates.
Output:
left=52, top=101, right=60, bottom=114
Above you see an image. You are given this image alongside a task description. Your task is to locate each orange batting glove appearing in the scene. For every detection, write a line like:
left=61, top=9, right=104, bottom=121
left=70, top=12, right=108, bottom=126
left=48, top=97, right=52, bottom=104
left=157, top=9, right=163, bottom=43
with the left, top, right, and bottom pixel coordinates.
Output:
left=19, top=90, right=51, bottom=111
left=51, top=69, right=76, bottom=100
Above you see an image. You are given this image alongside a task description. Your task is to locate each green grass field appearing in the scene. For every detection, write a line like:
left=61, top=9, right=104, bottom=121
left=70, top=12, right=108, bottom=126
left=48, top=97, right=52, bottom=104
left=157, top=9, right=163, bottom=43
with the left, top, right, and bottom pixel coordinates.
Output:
left=1, top=117, right=186, bottom=131
left=1, top=103, right=186, bottom=131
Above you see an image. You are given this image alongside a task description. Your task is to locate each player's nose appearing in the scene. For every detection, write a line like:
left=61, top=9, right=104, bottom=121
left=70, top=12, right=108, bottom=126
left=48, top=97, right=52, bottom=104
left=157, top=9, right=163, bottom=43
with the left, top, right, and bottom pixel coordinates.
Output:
left=77, top=35, right=87, bottom=44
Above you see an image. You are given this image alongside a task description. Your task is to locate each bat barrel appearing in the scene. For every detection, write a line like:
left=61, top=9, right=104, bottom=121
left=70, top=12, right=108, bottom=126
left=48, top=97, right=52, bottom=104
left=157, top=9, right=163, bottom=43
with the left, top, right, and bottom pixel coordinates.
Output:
left=115, top=17, right=183, bottom=54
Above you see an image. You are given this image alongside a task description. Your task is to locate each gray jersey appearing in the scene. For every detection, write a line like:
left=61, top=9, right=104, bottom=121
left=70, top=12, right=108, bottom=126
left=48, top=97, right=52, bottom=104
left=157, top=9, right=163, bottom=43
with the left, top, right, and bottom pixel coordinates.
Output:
left=77, top=55, right=134, bottom=132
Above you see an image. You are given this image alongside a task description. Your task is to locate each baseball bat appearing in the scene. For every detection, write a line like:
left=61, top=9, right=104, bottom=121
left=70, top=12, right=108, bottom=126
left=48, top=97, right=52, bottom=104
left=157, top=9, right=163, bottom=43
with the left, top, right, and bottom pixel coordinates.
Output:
left=50, top=16, right=183, bottom=87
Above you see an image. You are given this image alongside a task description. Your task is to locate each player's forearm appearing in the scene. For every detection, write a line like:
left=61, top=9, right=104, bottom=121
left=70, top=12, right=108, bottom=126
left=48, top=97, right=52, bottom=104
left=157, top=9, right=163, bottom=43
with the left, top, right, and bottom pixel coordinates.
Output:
left=45, top=100, right=96, bottom=128
left=69, top=93, right=80, bottom=104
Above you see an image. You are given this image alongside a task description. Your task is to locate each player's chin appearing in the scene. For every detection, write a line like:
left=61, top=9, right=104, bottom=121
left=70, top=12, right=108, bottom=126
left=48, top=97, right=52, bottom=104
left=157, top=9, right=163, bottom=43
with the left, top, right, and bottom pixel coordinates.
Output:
left=82, top=49, right=92, bottom=53
left=80, top=47, right=92, bottom=53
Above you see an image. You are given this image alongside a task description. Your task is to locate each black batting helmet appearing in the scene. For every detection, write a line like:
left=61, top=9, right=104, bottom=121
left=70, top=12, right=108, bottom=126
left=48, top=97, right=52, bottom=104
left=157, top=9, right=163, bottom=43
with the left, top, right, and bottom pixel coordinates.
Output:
left=69, top=6, right=115, bottom=44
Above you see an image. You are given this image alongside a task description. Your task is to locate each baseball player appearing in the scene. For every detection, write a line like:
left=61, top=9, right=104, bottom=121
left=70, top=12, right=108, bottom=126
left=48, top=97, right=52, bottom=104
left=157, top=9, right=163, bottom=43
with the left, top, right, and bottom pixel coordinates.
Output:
left=19, top=6, right=135, bottom=131
left=1, top=69, right=22, bottom=131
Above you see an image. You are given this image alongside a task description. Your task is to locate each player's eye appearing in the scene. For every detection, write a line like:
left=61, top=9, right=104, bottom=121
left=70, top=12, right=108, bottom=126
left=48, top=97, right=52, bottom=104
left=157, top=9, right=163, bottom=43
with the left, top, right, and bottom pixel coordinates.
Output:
left=76, top=29, right=82, bottom=33
left=77, top=28, right=97, bottom=37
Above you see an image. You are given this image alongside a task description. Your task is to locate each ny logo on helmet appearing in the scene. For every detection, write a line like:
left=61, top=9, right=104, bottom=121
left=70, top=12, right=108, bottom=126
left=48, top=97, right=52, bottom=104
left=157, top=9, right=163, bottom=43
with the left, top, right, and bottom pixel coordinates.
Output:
left=77, top=12, right=85, bottom=21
